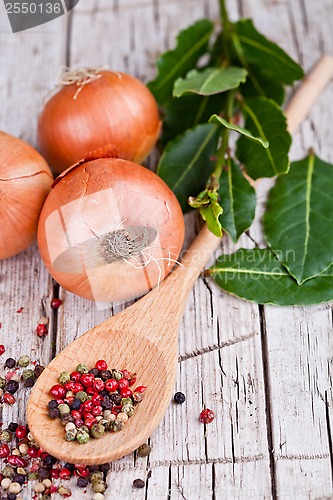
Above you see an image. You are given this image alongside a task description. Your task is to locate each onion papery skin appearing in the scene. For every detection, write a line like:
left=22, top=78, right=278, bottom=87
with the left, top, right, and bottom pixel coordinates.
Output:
left=0, top=131, right=53, bottom=260
left=38, top=71, right=161, bottom=174
left=38, top=158, right=185, bottom=303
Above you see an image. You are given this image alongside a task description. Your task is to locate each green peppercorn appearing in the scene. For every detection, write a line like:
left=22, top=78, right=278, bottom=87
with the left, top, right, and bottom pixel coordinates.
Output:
left=113, top=418, right=125, bottom=432
left=111, top=369, right=123, bottom=381
left=98, top=418, right=109, bottom=428
left=76, top=430, right=89, bottom=444
left=89, top=471, right=103, bottom=483
left=92, top=481, right=106, bottom=494
left=76, top=391, right=88, bottom=402
left=137, top=443, right=151, bottom=457
left=122, top=403, right=134, bottom=416
left=17, top=355, right=30, bottom=367
left=21, top=369, right=35, bottom=381
left=59, top=371, right=70, bottom=384
left=2, top=465, right=15, bottom=478
left=91, top=423, right=105, bottom=439
left=0, top=429, right=12, bottom=443
left=65, top=430, right=77, bottom=442
left=28, top=472, right=38, bottom=481
left=76, top=363, right=89, bottom=374
left=0, top=376, right=6, bottom=388
left=121, top=397, right=132, bottom=406
left=58, top=486, right=71, bottom=497
left=58, top=403, right=71, bottom=416
left=79, top=425, right=89, bottom=434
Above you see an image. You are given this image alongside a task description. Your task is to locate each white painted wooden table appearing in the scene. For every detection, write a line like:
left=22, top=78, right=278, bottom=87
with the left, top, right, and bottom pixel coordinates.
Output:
left=0, top=0, right=332, bottom=498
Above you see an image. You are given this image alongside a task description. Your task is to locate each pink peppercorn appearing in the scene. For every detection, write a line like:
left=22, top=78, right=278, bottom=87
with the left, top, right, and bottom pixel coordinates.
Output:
left=0, top=345, right=5, bottom=356
left=36, top=323, right=48, bottom=337
left=0, top=443, right=10, bottom=458
left=199, top=408, right=215, bottom=424
left=3, top=393, right=15, bottom=405
left=51, top=298, right=63, bottom=310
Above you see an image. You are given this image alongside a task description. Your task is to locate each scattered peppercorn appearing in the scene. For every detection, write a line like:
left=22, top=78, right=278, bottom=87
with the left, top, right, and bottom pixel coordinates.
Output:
left=6, top=380, right=19, bottom=394
left=5, top=358, right=16, bottom=369
left=77, top=476, right=89, bottom=488
left=199, top=408, right=215, bottom=424
left=174, top=392, right=186, bottom=404
left=17, top=355, right=30, bottom=367
left=51, top=298, right=63, bottom=310
left=133, top=478, right=145, bottom=489
left=36, top=323, right=48, bottom=337
left=137, top=443, right=152, bottom=457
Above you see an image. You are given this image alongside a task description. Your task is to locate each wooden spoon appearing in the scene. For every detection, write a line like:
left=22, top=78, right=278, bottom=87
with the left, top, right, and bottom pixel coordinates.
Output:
left=27, top=55, right=333, bottom=465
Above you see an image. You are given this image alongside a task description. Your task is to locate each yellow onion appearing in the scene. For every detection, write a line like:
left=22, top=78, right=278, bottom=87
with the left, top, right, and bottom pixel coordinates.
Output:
left=38, top=69, right=161, bottom=174
left=0, top=131, right=53, bottom=260
left=38, top=153, right=184, bottom=303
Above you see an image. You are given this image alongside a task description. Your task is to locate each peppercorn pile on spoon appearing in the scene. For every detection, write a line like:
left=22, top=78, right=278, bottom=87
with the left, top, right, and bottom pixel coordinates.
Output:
left=26, top=55, right=333, bottom=465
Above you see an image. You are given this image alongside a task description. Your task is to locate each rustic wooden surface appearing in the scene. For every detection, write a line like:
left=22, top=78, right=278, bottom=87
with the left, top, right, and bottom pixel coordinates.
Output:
left=0, top=0, right=332, bottom=498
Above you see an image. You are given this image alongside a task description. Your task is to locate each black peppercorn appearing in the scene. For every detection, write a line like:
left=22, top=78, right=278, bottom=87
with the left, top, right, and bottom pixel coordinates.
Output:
left=109, top=393, right=122, bottom=405
left=48, top=400, right=58, bottom=410
left=6, top=380, right=19, bottom=394
left=100, top=463, right=111, bottom=473
left=70, top=398, right=81, bottom=410
left=77, top=477, right=89, bottom=488
left=7, top=494, right=17, bottom=500
left=174, top=392, right=186, bottom=404
left=89, top=465, right=99, bottom=472
left=89, top=368, right=99, bottom=377
left=5, top=358, right=16, bottom=369
left=100, top=389, right=109, bottom=397
left=48, top=408, right=60, bottom=419
left=43, top=454, right=57, bottom=467
left=8, top=422, right=18, bottom=432
left=133, top=478, right=145, bottom=488
left=13, top=473, right=25, bottom=484
left=99, top=370, right=111, bottom=381
left=101, top=397, right=112, bottom=410
left=24, top=377, right=35, bottom=388
left=64, top=462, right=75, bottom=472
left=34, top=364, right=45, bottom=378
left=37, top=468, right=50, bottom=480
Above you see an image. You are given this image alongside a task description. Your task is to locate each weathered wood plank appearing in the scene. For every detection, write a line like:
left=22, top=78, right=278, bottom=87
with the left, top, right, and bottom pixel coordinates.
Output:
left=0, top=3, right=68, bottom=499
left=240, top=0, right=333, bottom=497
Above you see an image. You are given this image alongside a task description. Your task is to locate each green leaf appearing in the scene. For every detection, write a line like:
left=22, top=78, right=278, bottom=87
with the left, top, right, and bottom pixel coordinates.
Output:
left=230, top=19, right=304, bottom=85
left=173, top=66, right=247, bottom=97
left=264, top=154, right=333, bottom=284
left=219, top=159, right=256, bottom=242
left=157, top=123, right=219, bottom=211
left=200, top=192, right=223, bottom=237
left=161, top=93, right=226, bottom=146
left=209, top=248, right=333, bottom=306
left=240, top=65, right=285, bottom=105
left=209, top=114, right=269, bottom=148
left=236, top=97, right=291, bottom=179
left=147, top=19, right=214, bottom=104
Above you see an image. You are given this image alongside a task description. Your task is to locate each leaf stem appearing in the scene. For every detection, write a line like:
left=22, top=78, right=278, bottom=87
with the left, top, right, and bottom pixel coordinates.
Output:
left=219, top=0, right=230, bottom=60
left=209, top=89, right=235, bottom=187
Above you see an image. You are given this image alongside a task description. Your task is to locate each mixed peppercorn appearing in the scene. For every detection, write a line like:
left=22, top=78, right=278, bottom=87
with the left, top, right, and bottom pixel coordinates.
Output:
left=47, top=360, right=147, bottom=444
left=0, top=350, right=151, bottom=499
